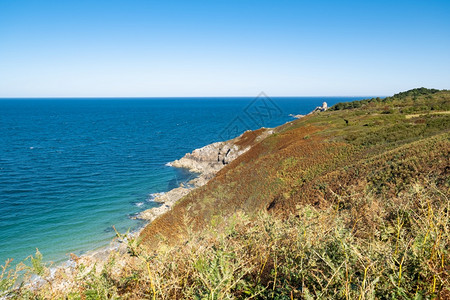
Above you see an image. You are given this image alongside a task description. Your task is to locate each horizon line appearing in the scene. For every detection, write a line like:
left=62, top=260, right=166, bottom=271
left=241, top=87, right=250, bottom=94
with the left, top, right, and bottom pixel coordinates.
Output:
left=0, top=95, right=386, bottom=99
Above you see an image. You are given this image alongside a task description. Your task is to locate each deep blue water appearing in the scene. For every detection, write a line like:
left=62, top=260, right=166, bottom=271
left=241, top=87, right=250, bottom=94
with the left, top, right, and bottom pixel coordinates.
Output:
left=0, top=97, right=367, bottom=264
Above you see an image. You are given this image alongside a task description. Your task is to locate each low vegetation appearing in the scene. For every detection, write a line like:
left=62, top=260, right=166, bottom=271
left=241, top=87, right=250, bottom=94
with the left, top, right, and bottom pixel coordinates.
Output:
left=1, top=88, right=449, bottom=299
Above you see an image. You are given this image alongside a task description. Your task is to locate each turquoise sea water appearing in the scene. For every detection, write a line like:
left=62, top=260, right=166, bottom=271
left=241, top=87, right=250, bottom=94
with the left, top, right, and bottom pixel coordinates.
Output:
left=0, top=97, right=367, bottom=264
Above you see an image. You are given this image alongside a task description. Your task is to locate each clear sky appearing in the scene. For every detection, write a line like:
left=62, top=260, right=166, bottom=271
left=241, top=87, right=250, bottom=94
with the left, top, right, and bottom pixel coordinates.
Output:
left=0, top=0, right=449, bottom=97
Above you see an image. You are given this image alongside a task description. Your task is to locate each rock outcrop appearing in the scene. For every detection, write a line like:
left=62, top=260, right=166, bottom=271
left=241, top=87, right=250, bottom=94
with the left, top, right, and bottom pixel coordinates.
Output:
left=290, top=102, right=328, bottom=119
left=171, top=127, right=273, bottom=178
left=137, top=187, right=191, bottom=222
left=308, top=101, right=328, bottom=115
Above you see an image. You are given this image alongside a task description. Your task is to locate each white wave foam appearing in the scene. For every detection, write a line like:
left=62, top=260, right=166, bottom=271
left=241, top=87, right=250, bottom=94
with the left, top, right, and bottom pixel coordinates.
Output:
left=147, top=192, right=164, bottom=202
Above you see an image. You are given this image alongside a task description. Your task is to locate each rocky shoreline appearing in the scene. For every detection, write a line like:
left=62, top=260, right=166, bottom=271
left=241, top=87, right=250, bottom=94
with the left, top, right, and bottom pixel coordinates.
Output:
left=136, top=127, right=273, bottom=222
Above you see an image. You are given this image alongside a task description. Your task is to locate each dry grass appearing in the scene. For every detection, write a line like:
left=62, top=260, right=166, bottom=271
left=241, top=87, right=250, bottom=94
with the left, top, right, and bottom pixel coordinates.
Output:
left=405, top=111, right=450, bottom=119
left=4, top=180, right=448, bottom=299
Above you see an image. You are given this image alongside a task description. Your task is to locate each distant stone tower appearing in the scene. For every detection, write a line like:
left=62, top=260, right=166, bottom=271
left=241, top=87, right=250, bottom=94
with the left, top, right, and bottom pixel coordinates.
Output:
left=322, top=102, right=328, bottom=111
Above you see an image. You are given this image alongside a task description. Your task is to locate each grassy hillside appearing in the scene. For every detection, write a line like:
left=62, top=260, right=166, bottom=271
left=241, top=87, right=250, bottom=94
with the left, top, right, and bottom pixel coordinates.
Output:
left=140, top=88, right=449, bottom=247
left=2, top=88, right=449, bottom=299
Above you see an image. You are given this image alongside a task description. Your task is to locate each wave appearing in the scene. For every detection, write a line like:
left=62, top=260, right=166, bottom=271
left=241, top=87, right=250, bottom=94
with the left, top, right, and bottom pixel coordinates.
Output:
left=147, top=192, right=164, bottom=202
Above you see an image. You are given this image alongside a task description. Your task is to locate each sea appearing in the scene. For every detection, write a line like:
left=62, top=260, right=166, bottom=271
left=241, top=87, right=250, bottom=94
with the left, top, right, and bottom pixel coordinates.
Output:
left=0, top=96, right=367, bottom=265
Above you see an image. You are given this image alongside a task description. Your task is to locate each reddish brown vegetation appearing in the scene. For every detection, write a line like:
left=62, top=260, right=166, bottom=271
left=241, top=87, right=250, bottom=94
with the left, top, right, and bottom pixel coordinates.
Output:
left=140, top=92, right=450, bottom=251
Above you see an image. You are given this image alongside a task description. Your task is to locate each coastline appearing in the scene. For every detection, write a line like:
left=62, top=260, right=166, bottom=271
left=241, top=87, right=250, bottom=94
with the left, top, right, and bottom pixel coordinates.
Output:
left=23, top=101, right=328, bottom=291
left=136, top=127, right=274, bottom=223
left=0, top=98, right=334, bottom=269
left=29, top=126, right=277, bottom=290
left=36, top=101, right=321, bottom=262
left=19, top=101, right=332, bottom=293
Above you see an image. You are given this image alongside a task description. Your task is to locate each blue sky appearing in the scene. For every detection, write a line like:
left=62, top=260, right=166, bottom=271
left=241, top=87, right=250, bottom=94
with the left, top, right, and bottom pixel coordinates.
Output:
left=0, top=0, right=449, bottom=97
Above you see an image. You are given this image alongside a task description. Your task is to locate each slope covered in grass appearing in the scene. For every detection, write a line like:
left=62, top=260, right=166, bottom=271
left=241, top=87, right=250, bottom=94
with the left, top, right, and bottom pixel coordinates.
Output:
left=140, top=88, right=449, bottom=247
